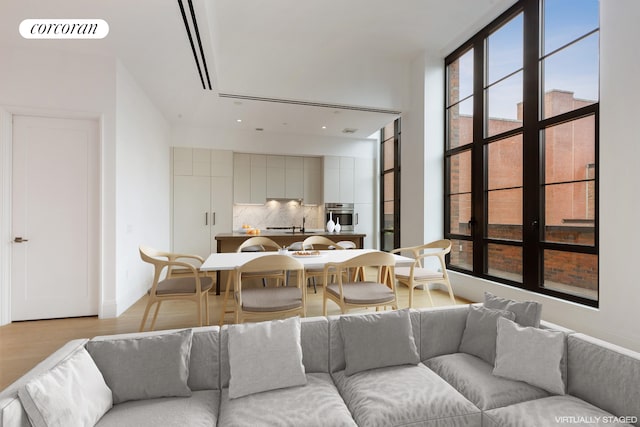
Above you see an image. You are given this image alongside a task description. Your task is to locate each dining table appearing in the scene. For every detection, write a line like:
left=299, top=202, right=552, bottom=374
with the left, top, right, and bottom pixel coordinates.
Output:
left=200, top=248, right=416, bottom=325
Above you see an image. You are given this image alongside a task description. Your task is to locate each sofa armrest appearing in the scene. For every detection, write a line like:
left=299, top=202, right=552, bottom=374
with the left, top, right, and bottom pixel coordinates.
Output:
left=568, top=333, right=640, bottom=425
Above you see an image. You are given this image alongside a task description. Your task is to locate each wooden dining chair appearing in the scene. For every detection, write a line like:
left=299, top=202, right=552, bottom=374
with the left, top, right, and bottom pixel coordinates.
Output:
left=237, top=236, right=286, bottom=287
left=322, top=251, right=398, bottom=315
left=138, top=245, right=213, bottom=331
left=390, top=239, right=455, bottom=308
left=234, top=254, right=306, bottom=323
left=302, top=236, right=344, bottom=293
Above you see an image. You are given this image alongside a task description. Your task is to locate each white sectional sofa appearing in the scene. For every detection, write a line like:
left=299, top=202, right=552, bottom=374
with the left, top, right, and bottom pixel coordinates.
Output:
left=1, top=295, right=639, bottom=427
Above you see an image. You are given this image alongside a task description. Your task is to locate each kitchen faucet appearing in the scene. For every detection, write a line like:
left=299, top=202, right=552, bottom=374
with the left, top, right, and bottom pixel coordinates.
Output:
left=301, top=216, right=306, bottom=233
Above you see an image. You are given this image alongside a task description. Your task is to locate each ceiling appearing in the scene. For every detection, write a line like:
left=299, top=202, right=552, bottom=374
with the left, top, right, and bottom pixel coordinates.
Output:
left=0, top=0, right=515, bottom=139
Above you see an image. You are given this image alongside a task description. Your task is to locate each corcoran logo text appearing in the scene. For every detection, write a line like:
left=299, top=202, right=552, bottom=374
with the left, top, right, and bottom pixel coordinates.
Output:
left=19, top=19, right=109, bottom=39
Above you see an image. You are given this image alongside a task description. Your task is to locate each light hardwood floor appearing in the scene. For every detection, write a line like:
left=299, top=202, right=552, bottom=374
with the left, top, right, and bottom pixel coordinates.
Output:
left=0, top=283, right=470, bottom=390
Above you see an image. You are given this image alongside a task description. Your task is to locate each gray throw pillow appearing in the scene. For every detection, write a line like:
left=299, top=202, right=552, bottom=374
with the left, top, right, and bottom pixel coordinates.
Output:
left=340, top=309, right=420, bottom=376
left=493, top=317, right=566, bottom=395
left=484, top=291, right=542, bottom=327
left=86, top=328, right=193, bottom=404
left=228, top=317, right=307, bottom=399
left=458, top=305, right=516, bottom=364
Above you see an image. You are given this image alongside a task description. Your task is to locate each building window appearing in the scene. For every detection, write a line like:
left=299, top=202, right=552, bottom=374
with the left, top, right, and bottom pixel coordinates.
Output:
left=444, top=0, right=599, bottom=306
left=381, top=118, right=400, bottom=251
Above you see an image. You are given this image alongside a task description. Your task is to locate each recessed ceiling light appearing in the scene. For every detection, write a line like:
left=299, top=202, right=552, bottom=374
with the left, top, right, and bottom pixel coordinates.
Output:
left=322, top=126, right=327, bottom=129
left=236, top=119, right=242, bottom=123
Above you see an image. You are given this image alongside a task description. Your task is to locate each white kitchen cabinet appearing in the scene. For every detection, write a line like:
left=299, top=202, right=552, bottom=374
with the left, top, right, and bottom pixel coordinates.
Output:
left=233, top=153, right=269, bottom=203
left=266, top=155, right=286, bottom=199
left=323, top=155, right=355, bottom=203
left=172, top=148, right=233, bottom=257
left=285, top=156, right=304, bottom=199
left=303, top=157, right=322, bottom=205
left=233, top=153, right=251, bottom=203
left=250, top=155, right=266, bottom=204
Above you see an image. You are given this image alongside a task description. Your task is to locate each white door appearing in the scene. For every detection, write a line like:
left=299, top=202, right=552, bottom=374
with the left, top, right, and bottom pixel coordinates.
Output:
left=11, top=116, right=99, bottom=321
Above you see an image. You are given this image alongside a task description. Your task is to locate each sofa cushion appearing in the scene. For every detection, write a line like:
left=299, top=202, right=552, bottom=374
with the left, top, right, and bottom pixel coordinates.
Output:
left=493, top=317, right=566, bottom=395
left=483, top=395, right=636, bottom=427
left=227, top=317, right=306, bottom=399
left=219, top=373, right=356, bottom=427
left=458, top=305, right=516, bottom=364
left=18, top=347, right=112, bottom=427
left=332, top=363, right=480, bottom=427
left=95, top=390, right=218, bottom=427
left=568, top=333, right=640, bottom=425
left=187, top=327, right=220, bottom=391
left=220, top=317, right=330, bottom=389
left=329, top=310, right=421, bottom=373
left=484, top=291, right=542, bottom=327
left=339, top=309, right=420, bottom=376
left=86, top=328, right=193, bottom=404
left=425, top=352, right=549, bottom=410
left=419, top=305, right=470, bottom=361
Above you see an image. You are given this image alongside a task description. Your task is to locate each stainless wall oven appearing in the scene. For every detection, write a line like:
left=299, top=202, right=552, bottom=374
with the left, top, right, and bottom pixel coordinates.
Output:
left=325, top=203, right=355, bottom=231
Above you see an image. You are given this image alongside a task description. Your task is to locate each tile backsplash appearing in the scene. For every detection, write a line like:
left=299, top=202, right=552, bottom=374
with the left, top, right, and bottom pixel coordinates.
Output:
left=233, top=201, right=324, bottom=231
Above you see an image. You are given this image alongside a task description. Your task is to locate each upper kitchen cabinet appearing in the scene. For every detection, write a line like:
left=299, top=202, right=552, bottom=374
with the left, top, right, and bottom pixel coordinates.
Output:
left=265, top=155, right=304, bottom=200
left=324, top=156, right=354, bottom=203
left=266, top=155, right=286, bottom=198
left=285, top=156, right=304, bottom=199
left=234, top=153, right=267, bottom=203
left=172, top=148, right=233, bottom=258
left=237, top=153, right=319, bottom=203
left=303, top=157, right=322, bottom=205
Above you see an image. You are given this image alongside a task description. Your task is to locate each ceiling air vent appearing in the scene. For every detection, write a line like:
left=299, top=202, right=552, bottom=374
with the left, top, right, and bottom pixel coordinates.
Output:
left=342, top=128, right=358, bottom=134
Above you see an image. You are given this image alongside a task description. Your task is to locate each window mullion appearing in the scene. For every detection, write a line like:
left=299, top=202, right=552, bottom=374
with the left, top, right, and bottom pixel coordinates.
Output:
left=521, top=0, right=541, bottom=291
left=471, top=40, right=485, bottom=275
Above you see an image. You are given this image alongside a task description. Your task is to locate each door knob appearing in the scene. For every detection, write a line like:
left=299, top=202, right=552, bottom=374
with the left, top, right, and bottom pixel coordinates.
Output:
left=14, top=237, right=29, bottom=243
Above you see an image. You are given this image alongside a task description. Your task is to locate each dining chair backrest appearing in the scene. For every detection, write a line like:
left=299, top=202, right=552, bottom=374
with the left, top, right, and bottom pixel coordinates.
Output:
left=237, top=236, right=281, bottom=253
left=302, top=235, right=344, bottom=250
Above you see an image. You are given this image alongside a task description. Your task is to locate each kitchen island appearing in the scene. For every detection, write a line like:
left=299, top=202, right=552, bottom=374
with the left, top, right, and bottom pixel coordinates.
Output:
left=215, top=230, right=365, bottom=253
left=213, top=231, right=366, bottom=294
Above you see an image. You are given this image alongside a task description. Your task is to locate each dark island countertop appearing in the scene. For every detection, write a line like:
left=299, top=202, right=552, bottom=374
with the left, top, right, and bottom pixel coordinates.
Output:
left=215, top=230, right=365, bottom=253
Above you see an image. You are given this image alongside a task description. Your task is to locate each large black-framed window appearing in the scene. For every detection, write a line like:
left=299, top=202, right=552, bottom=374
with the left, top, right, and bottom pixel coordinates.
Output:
left=445, top=0, right=599, bottom=306
left=381, top=118, right=401, bottom=251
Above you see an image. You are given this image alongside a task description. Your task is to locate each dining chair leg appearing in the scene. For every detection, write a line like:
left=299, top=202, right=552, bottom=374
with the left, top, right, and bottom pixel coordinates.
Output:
left=204, top=293, right=210, bottom=325
left=409, top=286, right=414, bottom=308
left=445, top=280, right=456, bottom=304
left=424, top=285, right=435, bottom=307
left=139, top=301, right=154, bottom=332
left=219, top=272, right=234, bottom=326
left=150, top=300, right=162, bottom=331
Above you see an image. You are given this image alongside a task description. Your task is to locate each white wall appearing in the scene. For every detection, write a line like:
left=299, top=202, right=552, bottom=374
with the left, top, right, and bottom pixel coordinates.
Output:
left=0, top=46, right=171, bottom=322
left=0, top=45, right=117, bottom=324
left=401, top=53, right=445, bottom=252
left=421, top=0, right=640, bottom=352
left=114, top=61, right=171, bottom=316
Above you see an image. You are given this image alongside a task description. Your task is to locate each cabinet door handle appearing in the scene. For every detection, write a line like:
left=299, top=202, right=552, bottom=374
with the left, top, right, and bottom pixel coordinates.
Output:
left=205, top=212, right=208, bottom=226
left=212, top=212, right=216, bottom=225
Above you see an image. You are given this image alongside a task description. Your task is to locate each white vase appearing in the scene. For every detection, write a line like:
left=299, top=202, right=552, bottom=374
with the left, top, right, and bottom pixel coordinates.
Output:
left=326, top=212, right=335, bottom=232
left=334, top=217, right=341, bottom=233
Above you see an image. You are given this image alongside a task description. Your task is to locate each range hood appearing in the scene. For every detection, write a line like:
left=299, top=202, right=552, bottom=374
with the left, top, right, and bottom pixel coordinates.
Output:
left=265, top=198, right=303, bottom=205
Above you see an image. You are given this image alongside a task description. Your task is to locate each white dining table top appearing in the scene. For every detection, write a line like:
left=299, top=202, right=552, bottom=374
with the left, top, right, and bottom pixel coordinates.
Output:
left=200, top=248, right=415, bottom=271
